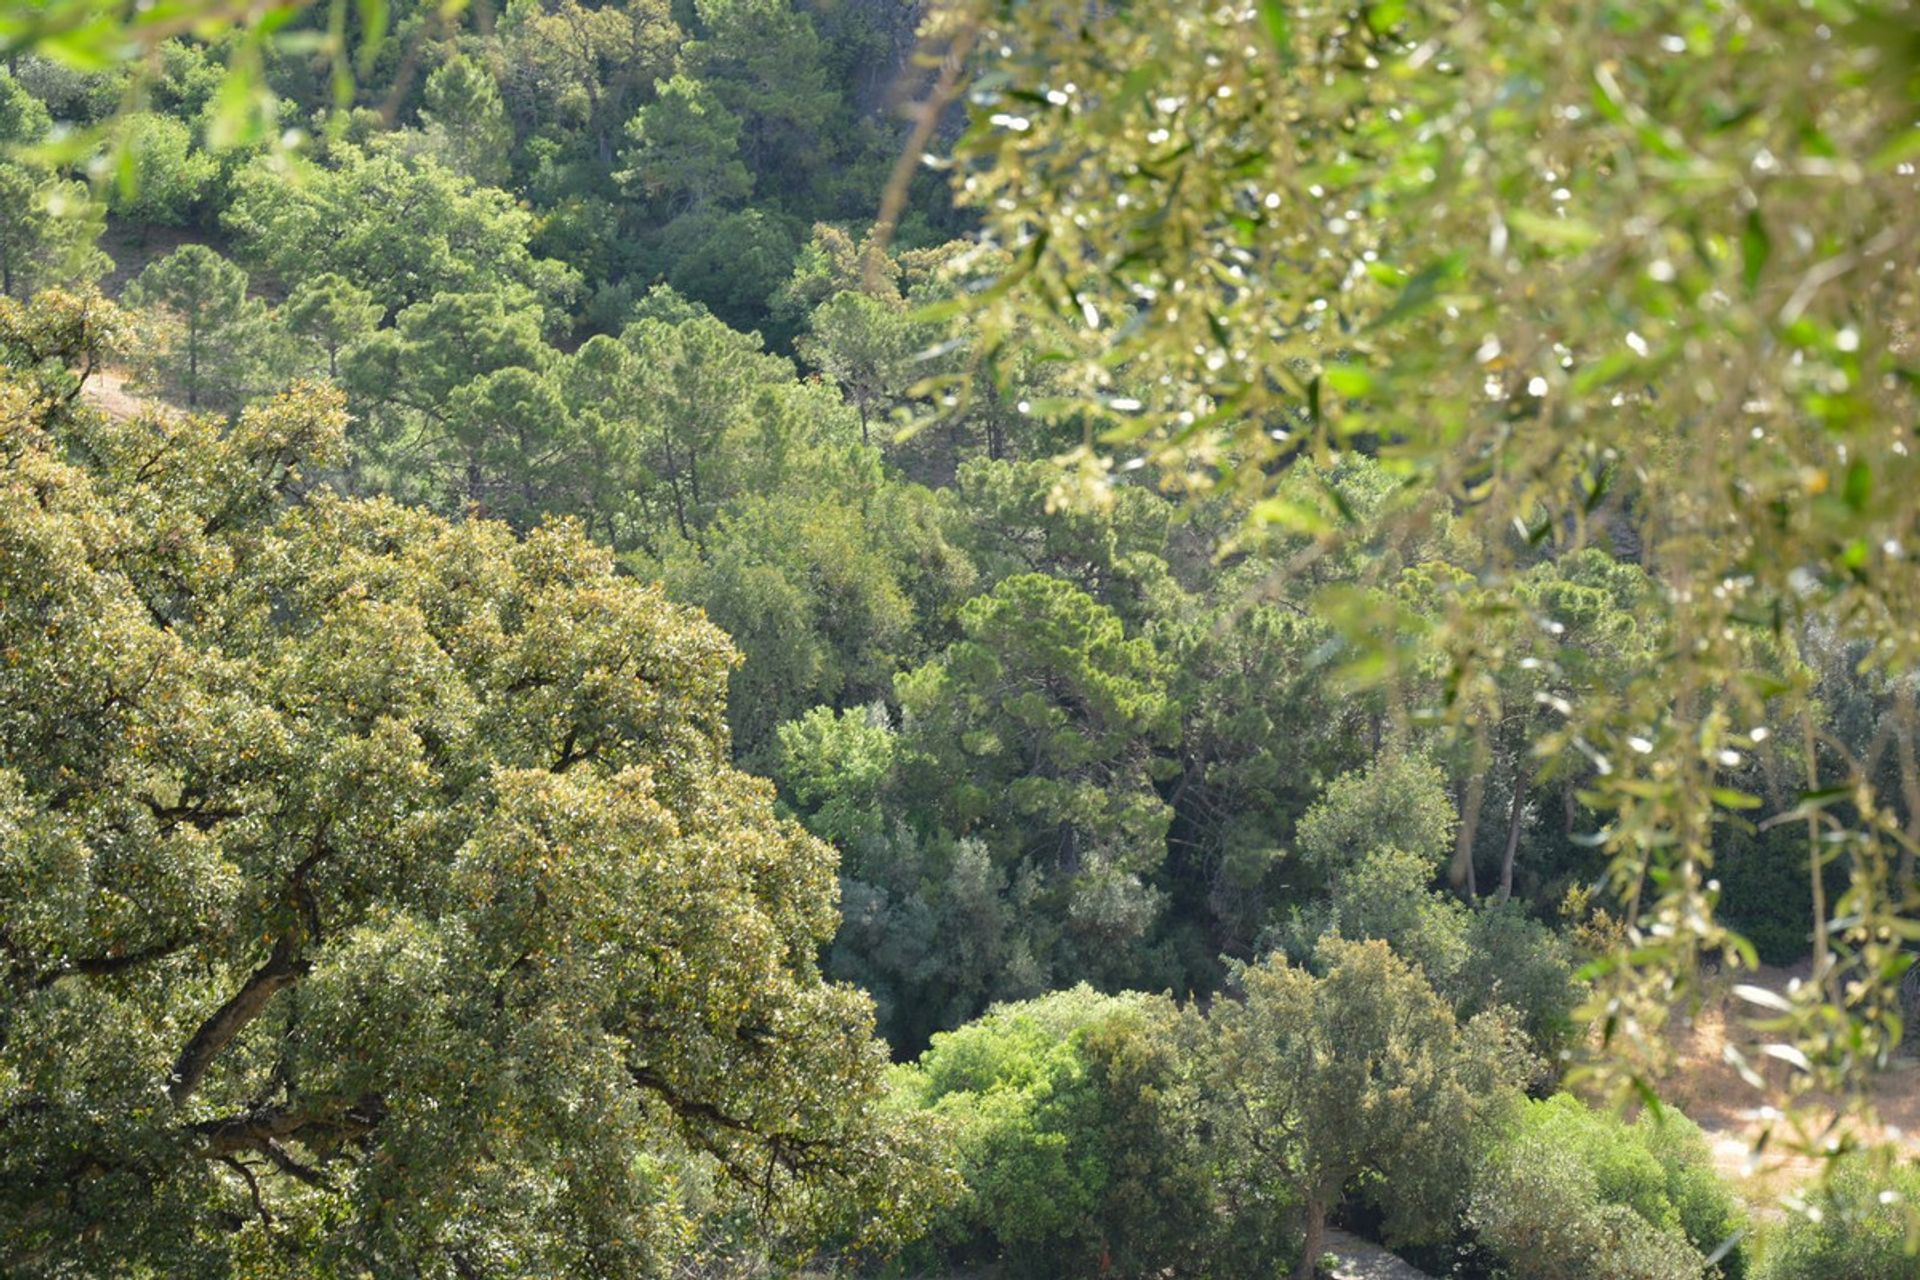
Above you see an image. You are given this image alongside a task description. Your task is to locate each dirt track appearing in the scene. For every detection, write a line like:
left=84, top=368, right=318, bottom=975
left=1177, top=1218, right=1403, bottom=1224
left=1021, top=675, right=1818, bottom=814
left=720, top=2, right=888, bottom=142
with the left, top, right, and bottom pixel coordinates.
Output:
left=1662, top=963, right=1920, bottom=1206
left=80, top=367, right=156, bottom=421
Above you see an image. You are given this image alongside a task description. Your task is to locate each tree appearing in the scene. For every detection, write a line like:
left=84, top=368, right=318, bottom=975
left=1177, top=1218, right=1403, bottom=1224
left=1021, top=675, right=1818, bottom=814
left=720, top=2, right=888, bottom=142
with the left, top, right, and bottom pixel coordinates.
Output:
left=101, top=112, right=216, bottom=226
left=1754, top=1157, right=1920, bottom=1280
left=0, top=71, right=109, bottom=300
left=281, top=272, right=382, bottom=380
left=895, top=573, right=1177, bottom=988
left=682, top=0, right=839, bottom=191
left=495, top=0, right=683, bottom=168
left=797, top=289, right=919, bottom=445
left=1152, top=570, right=1369, bottom=952
left=122, top=245, right=281, bottom=412
left=223, top=145, right=579, bottom=318
left=951, top=458, right=1176, bottom=626
left=652, top=205, right=801, bottom=335
left=0, top=294, right=934, bottom=1276
left=897, top=986, right=1210, bottom=1278
left=613, top=308, right=792, bottom=540
left=617, top=74, right=752, bottom=213
left=660, top=491, right=915, bottom=757
left=418, top=55, right=513, bottom=186
left=927, top=0, right=1920, bottom=1149
left=1470, top=1096, right=1743, bottom=1280
left=443, top=363, right=576, bottom=526
left=340, top=287, right=555, bottom=507
left=1294, top=752, right=1457, bottom=884
left=1208, top=937, right=1530, bottom=1280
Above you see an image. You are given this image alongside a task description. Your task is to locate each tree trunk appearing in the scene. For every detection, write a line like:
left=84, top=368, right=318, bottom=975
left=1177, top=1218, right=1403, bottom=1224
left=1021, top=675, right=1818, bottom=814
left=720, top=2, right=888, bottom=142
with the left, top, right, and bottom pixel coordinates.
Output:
left=1498, top=754, right=1532, bottom=902
left=662, top=437, right=690, bottom=543
left=1294, top=1196, right=1327, bottom=1280
left=1453, top=770, right=1485, bottom=898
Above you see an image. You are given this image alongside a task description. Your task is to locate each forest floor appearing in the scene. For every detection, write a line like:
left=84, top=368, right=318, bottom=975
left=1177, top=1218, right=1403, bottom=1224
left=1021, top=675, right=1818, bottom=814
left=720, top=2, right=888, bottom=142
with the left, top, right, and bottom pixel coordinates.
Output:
left=81, top=366, right=156, bottom=421
left=1661, top=962, right=1920, bottom=1208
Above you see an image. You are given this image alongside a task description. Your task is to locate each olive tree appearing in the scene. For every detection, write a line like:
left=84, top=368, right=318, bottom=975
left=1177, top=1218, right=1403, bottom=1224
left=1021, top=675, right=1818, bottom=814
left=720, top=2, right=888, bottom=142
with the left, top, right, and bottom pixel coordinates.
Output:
left=922, top=0, right=1920, bottom=1171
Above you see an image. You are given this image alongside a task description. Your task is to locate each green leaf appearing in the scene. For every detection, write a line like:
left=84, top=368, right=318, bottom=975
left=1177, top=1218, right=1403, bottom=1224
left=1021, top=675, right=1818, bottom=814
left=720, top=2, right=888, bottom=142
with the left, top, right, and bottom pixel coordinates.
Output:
left=1322, top=363, right=1374, bottom=397
left=1629, top=1074, right=1666, bottom=1121
left=355, top=0, right=389, bottom=72
left=1741, top=209, right=1770, bottom=297
left=1366, top=0, right=1406, bottom=34
left=1507, top=208, right=1601, bottom=250
left=1257, top=0, right=1292, bottom=59
left=1366, top=253, right=1463, bottom=331
left=1843, top=460, right=1872, bottom=513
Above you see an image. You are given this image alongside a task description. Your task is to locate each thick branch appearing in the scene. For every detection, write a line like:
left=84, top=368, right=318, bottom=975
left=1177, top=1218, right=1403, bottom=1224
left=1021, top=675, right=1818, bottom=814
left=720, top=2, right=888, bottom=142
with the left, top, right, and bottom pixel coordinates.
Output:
left=193, top=1096, right=384, bottom=1158
left=627, top=1066, right=837, bottom=1182
left=32, top=939, right=188, bottom=990
left=168, top=939, right=307, bottom=1105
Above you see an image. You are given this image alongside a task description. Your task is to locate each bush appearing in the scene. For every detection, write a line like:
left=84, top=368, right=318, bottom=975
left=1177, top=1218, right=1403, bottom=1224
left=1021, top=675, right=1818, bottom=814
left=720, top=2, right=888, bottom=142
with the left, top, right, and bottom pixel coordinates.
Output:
left=897, top=986, right=1210, bottom=1278
left=1754, top=1159, right=1920, bottom=1280
left=1472, top=1132, right=1704, bottom=1280
left=1472, top=1095, right=1749, bottom=1279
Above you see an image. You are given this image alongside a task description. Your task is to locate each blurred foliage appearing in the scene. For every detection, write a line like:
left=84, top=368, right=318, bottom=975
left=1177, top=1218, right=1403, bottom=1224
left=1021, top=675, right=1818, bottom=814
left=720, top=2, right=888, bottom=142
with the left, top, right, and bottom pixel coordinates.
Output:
left=923, top=0, right=1920, bottom=1190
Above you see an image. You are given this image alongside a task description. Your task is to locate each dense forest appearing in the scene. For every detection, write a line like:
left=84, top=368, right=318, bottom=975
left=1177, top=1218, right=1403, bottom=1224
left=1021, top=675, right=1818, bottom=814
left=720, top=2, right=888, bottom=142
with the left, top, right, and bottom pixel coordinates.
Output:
left=3, top=1, right=1919, bottom=1277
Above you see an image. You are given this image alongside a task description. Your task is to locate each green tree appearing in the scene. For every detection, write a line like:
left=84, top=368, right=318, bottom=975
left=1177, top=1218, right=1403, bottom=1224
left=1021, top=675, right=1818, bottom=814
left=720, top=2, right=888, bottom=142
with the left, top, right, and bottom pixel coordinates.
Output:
left=0, top=71, right=108, bottom=300
left=683, top=0, right=838, bottom=190
left=1209, top=937, right=1530, bottom=1280
left=898, top=986, right=1210, bottom=1278
left=281, top=272, right=382, bottom=380
left=1471, top=1096, right=1743, bottom=1280
left=613, top=308, right=792, bottom=540
left=495, top=0, right=682, bottom=168
left=1152, top=571, right=1369, bottom=952
left=443, top=362, right=576, bottom=527
left=1754, top=1157, right=1920, bottom=1280
left=618, top=74, right=752, bottom=213
left=419, top=55, right=513, bottom=186
left=1294, top=751, right=1457, bottom=883
left=775, top=704, right=899, bottom=849
left=951, top=458, right=1176, bottom=625
left=340, top=287, right=554, bottom=506
left=0, top=295, right=936, bottom=1276
left=796, top=289, right=919, bottom=445
left=122, top=245, right=281, bottom=412
left=928, top=0, right=1920, bottom=1144
left=224, top=145, right=579, bottom=317
left=660, top=491, right=915, bottom=757
left=101, top=112, right=216, bottom=226
left=895, top=573, right=1177, bottom=988
left=652, top=205, right=801, bottom=335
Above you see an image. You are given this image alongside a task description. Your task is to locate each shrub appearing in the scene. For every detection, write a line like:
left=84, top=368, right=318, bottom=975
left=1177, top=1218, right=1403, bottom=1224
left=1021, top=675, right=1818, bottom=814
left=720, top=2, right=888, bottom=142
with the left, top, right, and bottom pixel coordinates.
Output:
left=1472, top=1132, right=1704, bottom=1280
left=1473, top=1096, right=1749, bottom=1279
left=898, top=986, right=1209, bottom=1278
left=1753, top=1159, right=1920, bottom=1280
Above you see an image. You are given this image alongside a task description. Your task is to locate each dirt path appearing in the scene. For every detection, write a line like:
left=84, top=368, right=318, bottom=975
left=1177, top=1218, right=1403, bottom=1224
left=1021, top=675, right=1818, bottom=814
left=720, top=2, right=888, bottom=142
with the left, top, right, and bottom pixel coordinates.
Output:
left=80, top=367, right=158, bottom=421
left=1323, top=1228, right=1435, bottom=1280
left=1661, top=963, right=1920, bottom=1207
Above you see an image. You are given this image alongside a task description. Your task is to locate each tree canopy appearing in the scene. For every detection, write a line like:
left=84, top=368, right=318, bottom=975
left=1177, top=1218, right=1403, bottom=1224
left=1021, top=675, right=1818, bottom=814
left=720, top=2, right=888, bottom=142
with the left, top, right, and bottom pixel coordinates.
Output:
left=0, top=294, right=934, bottom=1276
